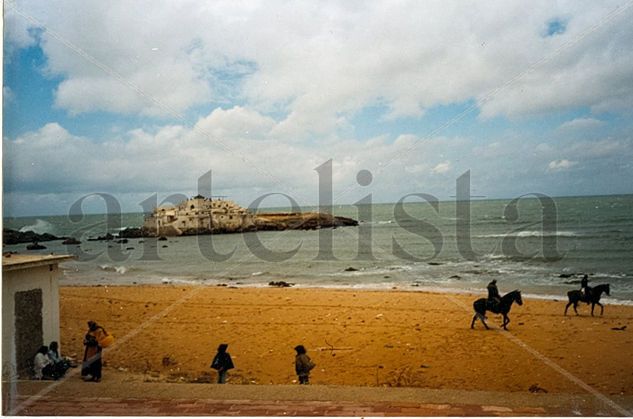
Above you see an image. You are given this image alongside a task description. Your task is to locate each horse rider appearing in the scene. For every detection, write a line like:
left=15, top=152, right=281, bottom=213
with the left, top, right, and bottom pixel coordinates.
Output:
left=580, top=274, right=591, bottom=303
left=487, top=279, right=501, bottom=311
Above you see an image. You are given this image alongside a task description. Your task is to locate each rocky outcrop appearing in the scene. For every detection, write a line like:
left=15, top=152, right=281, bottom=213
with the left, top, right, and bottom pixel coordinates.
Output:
left=4, top=212, right=358, bottom=245
left=254, top=212, right=358, bottom=231
left=3, top=229, right=64, bottom=245
left=140, top=211, right=357, bottom=237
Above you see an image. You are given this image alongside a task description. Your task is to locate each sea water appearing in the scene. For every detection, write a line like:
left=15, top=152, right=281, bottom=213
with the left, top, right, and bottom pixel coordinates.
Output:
left=4, top=195, right=633, bottom=303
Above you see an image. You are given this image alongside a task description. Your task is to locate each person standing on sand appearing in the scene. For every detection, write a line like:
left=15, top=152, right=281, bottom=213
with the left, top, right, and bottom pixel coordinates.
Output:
left=487, top=279, right=501, bottom=311
left=294, top=345, right=315, bottom=384
left=82, top=320, right=107, bottom=382
left=210, top=343, right=234, bottom=384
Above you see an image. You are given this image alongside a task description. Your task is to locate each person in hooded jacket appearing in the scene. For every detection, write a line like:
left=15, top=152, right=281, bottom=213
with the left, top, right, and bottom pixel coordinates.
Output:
left=210, top=343, right=234, bottom=384
left=294, top=345, right=315, bottom=384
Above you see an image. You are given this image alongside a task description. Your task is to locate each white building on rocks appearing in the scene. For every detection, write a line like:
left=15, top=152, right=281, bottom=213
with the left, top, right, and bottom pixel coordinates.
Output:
left=143, top=195, right=255, bottom=236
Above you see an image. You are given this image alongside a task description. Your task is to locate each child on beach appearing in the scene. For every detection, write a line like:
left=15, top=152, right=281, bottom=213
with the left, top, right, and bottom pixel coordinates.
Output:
left=210, top=343, right=234, bottom=384
left=294, top=345, right=315, bottom=384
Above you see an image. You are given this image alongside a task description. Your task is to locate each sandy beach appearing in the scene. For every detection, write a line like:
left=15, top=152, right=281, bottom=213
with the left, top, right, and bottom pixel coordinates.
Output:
left=58, top=286, right=633, bottom=396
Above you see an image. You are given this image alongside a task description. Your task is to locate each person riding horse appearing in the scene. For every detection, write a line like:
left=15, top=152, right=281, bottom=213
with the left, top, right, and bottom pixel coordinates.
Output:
left=487, top=280, right=501, bottom=311
left=580, top=274, right=591, bottom=303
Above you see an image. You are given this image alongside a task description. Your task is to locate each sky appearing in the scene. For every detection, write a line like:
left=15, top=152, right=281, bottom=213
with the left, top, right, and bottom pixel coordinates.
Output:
left=3, top=0, right=633, bottom=217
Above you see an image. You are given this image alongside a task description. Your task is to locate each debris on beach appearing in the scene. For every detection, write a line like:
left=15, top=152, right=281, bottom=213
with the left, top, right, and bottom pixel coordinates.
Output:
left=162, top=355, right=176, bottom=367
left=528, top=384, right=548, bottom=393
left=268, top=281, right=294, bottom=287
left=194, top=373, right=213, bottom=383
left=611, top=325, right=627, bottom=331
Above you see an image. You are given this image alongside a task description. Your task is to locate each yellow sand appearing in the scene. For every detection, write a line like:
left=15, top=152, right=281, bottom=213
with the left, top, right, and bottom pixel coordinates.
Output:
left=59, top=286, right=633, bottom=395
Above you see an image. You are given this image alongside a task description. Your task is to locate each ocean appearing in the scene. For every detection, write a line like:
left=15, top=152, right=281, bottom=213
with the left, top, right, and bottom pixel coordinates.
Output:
left=4, top=195, right=633, bottom=304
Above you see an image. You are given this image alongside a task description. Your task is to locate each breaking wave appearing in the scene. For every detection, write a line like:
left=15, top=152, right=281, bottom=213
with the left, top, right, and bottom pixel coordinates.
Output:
left=476, top=231, right=579, bottom=238
left=18, top=219, right=55, bottom=235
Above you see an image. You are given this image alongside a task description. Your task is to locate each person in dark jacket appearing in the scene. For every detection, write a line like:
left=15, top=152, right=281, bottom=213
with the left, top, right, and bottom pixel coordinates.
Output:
left=47, top=341, right=71, bottom=379
left=294, top=345, right=315, bottom=384
left=210, top=343, right=234, bottom=384
left=487, top=279, right=501, bottom=311
left=580, top=274, right=592, bottom=302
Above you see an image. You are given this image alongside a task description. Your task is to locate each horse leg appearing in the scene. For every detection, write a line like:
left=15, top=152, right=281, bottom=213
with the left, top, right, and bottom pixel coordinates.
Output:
left=597, top=302, right=604, bottom=316
left=502, top=314, right=510, bottom=330
left=564, top=301, right=572, bottom=316
left=591, top=303, right=595, bottom=316
left=573, top=301, right=579, bottom=315
left=471, top=314, right=477, bottom=329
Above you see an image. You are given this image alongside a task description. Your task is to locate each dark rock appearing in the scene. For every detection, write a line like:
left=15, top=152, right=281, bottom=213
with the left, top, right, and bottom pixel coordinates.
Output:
left=528, top=384, right=548, bottom=393
left=119, top=227, right=147, bottom=238
left=427, top=262, right=443, bottom=266
left=3, top=229, right=63, bottom=245
left=116, top=239, right=129, bottom=244
left=559, top=273, right=574, bottom=278
left=268, top=281, right=294, bottom=288
left=344, top=267, right=358, bottom=272
left=158, top=236, right=168, bottom=241
left=62, top=237, right=81, bottom=245
left=26, top=242, right=46, bottom=250
left=449, top=275, right=461, bottom=280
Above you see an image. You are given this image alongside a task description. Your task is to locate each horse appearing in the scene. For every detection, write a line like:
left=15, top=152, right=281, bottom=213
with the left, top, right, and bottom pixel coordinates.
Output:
left=471, top=290, right=523, bottom=330
left=564, top=283, right=610, bottom=316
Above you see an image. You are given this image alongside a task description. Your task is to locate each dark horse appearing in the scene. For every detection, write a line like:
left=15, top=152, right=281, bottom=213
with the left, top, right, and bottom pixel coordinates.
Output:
left=564, top=283, right=610, bottom=316
left=471, top=290, right=523, bottom=330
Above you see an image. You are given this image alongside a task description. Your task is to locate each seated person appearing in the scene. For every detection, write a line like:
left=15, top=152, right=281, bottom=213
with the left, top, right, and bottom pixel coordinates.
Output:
left=33, top=346, right=55, bottom=380
left=47, top=341, right=72, bottom=379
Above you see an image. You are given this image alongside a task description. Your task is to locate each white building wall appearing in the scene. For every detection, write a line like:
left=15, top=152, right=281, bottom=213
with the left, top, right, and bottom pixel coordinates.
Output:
left=2, top=264, right=61, bottom=380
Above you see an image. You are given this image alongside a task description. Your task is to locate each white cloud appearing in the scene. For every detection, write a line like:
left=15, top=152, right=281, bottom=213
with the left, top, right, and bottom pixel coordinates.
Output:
left=3, top=87, right=16, bottom=104
left=4, top=109, right=633, bottom=216
left=548, top=159, right=577, bottom=172
left=431, top=161, right=451, bottom=174
left=558, top=117, right=604, bottom=131
left=5, top=1, right=633, bottom=128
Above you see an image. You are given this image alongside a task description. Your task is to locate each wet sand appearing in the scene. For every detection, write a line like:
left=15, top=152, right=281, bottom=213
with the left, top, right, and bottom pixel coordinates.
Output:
left=59, top=286, right=633, bottom=395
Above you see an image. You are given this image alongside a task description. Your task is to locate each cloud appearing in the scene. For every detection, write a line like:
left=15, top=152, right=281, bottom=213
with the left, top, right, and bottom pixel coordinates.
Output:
left=558, top=117, right=604, bottom=131
left=431, top=161, right=451, bottom=174
left=5, top=1, right=633, bottom=128
left=548, top=159, right=577, bottom=172
left=3, top=87, right=16, bottom=104
left=4, top=109, right=633, bottom=216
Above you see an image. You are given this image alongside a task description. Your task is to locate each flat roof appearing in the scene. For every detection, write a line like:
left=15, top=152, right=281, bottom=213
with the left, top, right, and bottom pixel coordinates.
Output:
left=2, top=253, right=75, bottom=272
